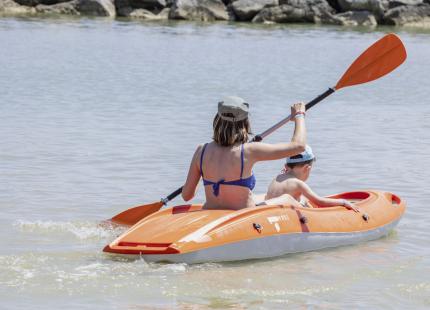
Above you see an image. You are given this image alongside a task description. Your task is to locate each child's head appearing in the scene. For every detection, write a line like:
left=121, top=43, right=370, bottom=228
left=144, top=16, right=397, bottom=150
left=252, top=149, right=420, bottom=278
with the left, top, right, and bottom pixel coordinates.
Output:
left=285, top=145, right=315, bottom=181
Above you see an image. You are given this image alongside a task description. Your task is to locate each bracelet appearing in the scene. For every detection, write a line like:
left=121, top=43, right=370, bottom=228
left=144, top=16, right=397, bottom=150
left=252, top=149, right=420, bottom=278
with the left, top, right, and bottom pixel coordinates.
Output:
left=294, top=111, right=306, bottom=119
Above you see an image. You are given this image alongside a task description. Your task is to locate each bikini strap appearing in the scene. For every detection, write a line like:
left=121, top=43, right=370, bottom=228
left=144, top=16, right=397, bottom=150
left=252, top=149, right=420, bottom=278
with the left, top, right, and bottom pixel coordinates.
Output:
left=240, top=144, right=244, bottom=179
left=200, top=143, right=208, bottom=178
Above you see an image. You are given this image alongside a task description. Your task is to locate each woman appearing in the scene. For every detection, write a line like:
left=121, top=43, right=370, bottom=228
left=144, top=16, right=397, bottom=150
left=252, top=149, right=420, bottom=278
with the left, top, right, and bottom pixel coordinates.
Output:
left=182, top=96, right=306, bottom=210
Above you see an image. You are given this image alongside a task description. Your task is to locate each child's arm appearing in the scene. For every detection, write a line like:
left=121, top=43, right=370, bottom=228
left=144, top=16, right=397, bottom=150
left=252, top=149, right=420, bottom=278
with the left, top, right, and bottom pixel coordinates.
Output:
left=297, top=180, right=360, bottom=212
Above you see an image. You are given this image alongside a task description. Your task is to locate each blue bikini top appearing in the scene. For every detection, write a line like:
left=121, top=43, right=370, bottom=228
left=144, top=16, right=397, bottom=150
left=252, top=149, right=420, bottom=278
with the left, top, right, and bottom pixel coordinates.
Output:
left=200, top=143, right=256, bottom=197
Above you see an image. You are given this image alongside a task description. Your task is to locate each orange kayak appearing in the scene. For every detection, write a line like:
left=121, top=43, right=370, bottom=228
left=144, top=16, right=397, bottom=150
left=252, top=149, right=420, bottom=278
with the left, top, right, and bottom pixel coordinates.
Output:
left=103, top=190, right=405, bottom=264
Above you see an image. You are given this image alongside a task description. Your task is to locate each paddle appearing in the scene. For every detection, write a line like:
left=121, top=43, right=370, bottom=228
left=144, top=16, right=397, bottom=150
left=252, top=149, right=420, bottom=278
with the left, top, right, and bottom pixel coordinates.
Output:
left=108, top=33, right=407, bottom=227
left=109, top=188, right=182, bottom=226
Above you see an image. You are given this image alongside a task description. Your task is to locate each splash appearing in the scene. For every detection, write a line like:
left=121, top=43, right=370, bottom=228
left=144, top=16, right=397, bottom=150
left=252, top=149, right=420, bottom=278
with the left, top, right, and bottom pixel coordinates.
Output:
left=13, top=220, right=126, bottom=241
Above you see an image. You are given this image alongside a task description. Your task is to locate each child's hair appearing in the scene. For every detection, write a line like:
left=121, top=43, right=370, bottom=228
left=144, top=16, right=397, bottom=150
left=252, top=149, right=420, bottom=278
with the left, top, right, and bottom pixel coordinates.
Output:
left=286, top=154, right=315, bottom=169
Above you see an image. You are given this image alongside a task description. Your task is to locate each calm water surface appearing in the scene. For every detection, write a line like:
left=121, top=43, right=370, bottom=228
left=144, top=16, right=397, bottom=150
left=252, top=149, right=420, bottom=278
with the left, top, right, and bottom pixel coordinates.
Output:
left=0, top=18, right=429, bottom=309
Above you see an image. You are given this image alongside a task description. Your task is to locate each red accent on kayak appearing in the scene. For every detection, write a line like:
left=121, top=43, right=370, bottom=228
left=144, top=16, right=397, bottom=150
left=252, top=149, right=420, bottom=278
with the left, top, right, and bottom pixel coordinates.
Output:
left=172, top=205, right=193, bottom=214
left=391, top=194, right=401, bottom=205
left=103, top=245, right=180, bottom=255
left=118, top=242, right=172, bottom=248
left=339, top=191, right=370, bottom=200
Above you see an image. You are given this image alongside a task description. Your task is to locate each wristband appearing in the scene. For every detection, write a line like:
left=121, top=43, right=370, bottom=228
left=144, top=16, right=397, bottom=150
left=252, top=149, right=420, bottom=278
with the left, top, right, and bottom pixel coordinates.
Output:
left=294, top=112, right=306, bottom=119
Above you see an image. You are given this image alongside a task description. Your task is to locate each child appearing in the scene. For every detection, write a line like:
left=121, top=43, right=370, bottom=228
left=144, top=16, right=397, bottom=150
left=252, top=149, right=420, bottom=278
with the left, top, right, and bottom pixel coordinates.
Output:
left=265, top=145, right=359, bottom=211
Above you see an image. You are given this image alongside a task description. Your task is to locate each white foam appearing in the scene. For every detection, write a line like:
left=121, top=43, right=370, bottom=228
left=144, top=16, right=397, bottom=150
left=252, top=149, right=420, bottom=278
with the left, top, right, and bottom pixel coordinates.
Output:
left=13, top=220, right=125, bottom=241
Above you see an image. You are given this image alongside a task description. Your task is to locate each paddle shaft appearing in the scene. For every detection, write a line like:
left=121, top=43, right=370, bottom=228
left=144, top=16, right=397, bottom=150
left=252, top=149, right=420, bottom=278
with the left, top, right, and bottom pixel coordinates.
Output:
left=251, top=87, right=335, bottom=142
left=162, top=87, right=336, bottom=204
left=161, top=186, right=183, bottom=205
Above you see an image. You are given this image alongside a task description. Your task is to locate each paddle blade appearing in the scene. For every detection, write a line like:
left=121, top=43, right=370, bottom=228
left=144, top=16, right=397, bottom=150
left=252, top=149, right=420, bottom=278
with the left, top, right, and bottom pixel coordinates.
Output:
left=109, top=201, right=164, bottom=226
left=335, top=33, right=407, bottom=90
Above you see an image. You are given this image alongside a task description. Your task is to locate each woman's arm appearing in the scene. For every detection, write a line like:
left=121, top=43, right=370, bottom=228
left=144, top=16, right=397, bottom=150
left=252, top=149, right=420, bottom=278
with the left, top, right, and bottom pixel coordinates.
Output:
left=298, top=181, right=359, bottom=212
left=181, top=145, right=203, bottom=201
left=248, top=102, right=307, bottom=162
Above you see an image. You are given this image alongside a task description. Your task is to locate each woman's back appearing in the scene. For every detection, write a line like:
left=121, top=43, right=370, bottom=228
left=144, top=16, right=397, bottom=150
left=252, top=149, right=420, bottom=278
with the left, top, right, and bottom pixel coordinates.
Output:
left=199, top=142, right=255, bottom=210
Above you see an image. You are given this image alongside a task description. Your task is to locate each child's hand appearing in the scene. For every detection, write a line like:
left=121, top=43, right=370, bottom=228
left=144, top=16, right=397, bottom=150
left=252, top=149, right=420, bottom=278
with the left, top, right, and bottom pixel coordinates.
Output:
left=342, top=199, right=360, bottom=212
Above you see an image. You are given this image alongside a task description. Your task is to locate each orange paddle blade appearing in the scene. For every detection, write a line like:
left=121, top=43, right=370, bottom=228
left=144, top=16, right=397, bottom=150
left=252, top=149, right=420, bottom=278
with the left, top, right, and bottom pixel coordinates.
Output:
left=109, top=201, right=164, bottom=226
left=335, top=33, right=407, bottom=90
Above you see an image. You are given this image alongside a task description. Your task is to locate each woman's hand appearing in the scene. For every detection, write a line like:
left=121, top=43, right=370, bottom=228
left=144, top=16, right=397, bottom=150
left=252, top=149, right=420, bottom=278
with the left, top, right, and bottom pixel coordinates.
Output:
left=291, top=102, right=306, bottom=118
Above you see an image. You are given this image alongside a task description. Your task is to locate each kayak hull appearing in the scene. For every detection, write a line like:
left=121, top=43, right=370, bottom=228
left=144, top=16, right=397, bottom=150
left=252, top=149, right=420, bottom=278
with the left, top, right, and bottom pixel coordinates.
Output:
left=141, top=218, right=400, bottom=263
left=104, top=190, right=405, bottom=264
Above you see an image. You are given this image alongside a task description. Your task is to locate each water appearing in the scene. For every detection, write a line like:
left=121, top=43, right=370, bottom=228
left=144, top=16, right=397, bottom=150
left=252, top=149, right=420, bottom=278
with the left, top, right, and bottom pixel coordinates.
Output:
left=1, top=18, right=429, bottom=309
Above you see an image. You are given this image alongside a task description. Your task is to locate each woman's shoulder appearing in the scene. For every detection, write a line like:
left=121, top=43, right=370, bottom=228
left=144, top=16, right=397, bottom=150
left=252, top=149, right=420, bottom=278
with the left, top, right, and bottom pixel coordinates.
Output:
left=193, top=142, right=217, bottom=158
left=195, top=142, right=211, bottom=151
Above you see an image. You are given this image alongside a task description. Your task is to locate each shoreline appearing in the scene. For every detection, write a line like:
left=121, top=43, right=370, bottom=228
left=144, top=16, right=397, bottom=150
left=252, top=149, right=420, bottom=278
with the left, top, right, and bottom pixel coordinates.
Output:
left=1, top=0, right=430, bottom=29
